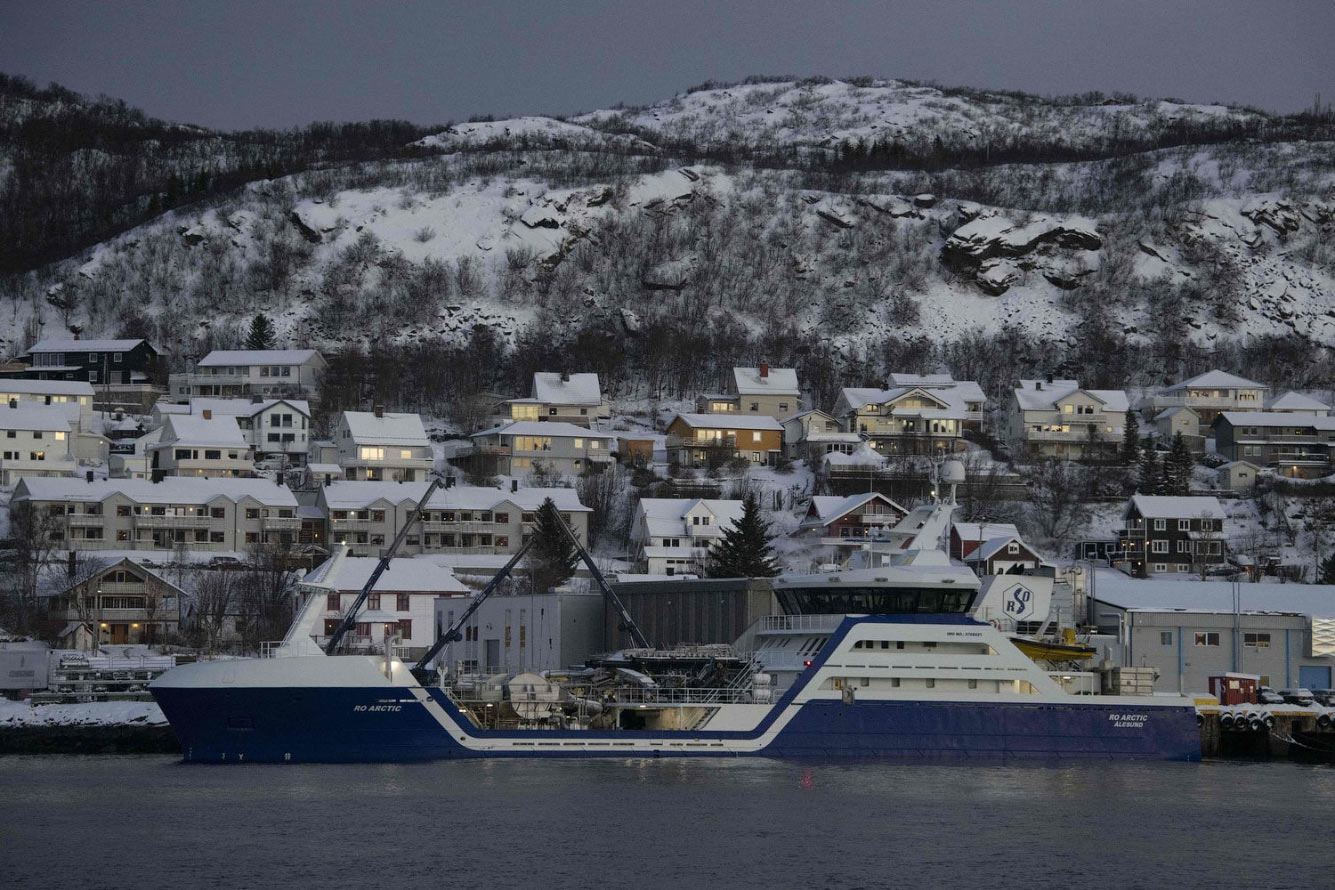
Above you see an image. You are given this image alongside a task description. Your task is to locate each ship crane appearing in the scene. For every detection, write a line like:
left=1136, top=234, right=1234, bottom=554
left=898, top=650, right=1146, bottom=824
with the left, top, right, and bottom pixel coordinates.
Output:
left=324, top=473, right=454, bottom=654
left=410, top=500, right=649, bottom=678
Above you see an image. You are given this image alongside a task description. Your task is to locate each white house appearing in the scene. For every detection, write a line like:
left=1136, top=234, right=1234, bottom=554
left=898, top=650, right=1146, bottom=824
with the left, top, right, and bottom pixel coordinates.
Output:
left=171, top=349, right=326, bottom=401
left=467, top=421, right=615, bottom=477
left=1264, top=392, right=1330, bottom=416
left=780, top=409, right=862, bottom=460
left=0, top=379, right=95, bottom=432
left=109, top=428, right=162, bottom=479
left=887, top=373, right=987, bottom=428
left=504, top=372, right=609, bottom=427
left=149, top=412, right=253, bottom=478
left=1006, top=379, right=1129, bottom=460
left=334, top=409, right=433, bottom=482
left=630, top=498, right=745, bottom=575
left=697, top=364, right=801, bottom=418
left=1150, top=370, right=1269, bottom=426
left=0, top=404, right=79, bottom=485
left=297, top=553, right=470, bottom=659
left=181, top=398, right=311, bottom=466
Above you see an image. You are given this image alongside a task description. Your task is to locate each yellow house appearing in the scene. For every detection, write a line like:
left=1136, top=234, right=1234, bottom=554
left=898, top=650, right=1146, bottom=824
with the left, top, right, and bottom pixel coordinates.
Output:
left=666, top=413, right=783, bottom=467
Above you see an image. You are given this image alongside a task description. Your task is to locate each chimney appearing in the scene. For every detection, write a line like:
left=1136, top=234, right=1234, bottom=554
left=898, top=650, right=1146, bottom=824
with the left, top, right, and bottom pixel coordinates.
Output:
left=202, top=409, right=212, bottom=420
left=85, top=470, right=93, bottom=483
left=445, top=475, right=455, bottom=489
left=324, top=475, right=331, bottom=487
left=251, top=394, right=263, bottom=404
left=1035, top=381, right=1042, bottom=391
left=759, top=361, right=769, bottom=379
left=560, top=370, right=570, bottom=382
left=374, top=405, right=384, bottom=419
left=73, top=332, right=80, bottom=341
left=67, top=551, right=77, bottom=577
left=1046, top=373, right=1053, bottom=384
left=511, top=479, right=518, bottom=493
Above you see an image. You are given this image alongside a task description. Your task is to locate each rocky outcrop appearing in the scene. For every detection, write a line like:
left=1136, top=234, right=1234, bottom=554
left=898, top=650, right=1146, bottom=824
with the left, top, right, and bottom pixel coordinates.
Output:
left=942, top=213, right=1102, bottom=295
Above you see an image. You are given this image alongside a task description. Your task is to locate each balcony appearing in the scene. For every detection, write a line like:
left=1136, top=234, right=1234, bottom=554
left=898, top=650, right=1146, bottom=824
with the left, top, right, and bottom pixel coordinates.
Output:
left=67, top=513, right=107, bottom=527
left=1024, top=428, right=1117, bottom=443
left=134, top=514, right=214, bottom=528
left=330, top=517, right=374, bottom=530
left=1269, top=451, right=1331, bottom=466
left=262, top=516, right=302, bottom=530
left=1154, top=394, right=1262, bottom=410
left=422, top=520, right=498, bottom=534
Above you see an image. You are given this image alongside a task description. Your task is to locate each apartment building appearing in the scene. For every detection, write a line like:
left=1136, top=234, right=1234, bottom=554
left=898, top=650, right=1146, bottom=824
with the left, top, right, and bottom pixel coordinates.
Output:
left=1118, top=494, right=1228, bottom=576
left=149, top=412, right=253, bottom=478
left=1006, top=379, right=1129, bottom=460
left=665, top=413, right=783, bottom=467
left=1212, top=412, right=1335, bottom=479
left=466, top=421, right=614, bottom=477
left=317, top=481, right=591, bottom=558
left=14, top=338, right=162, bottom=411
left=12, top=477, right=301, bottom=553
left=170, top=349, right=326, bottom=401
left=1150, top=370, right=1269, bottom=426
left=630, top=498, right=745, bottom=575
left=832, top=385, right=967, bottom=456
left=503, top=371, right=610, bottom=427
left=334, top=409, right=433, bottom=481
left=696, top=364, right=801, bottom=419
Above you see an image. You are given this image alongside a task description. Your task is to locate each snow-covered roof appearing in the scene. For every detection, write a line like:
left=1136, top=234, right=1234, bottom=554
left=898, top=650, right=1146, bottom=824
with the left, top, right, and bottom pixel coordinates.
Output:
left=1263, top=391, right=1330, bottom=412
left=887, top=374, right=986, bottom=404
left=529, top=372, right=602, bottom=405
left=972, top=536, right=1031, bottom=562
left=320, top=481, right=589, bottom=512
left=14, top=477, right=299, bottom=506
left=0, top=379, right=95, bottom=397
left=1217, top=460, right=1262, bottom=472
left=1216, top=411, right=1335, bottom=431
left=1014, top=381, right=1126, bottom=412
left=953, top=521, right=1022, bottom=543
left=0, top=404, right=74, bottom=432
left=823, top=442, right=888, bottom=468
left=1128, top=494, right=1225, bottom=520
left=839, top=385, right=966, bottom=417
left=806, top=492, right=904, bottom=525
left=156, top=414, right=249, bottom=448
left=733, top=366, right=799, bottom=395
left=188, top=397, right=311, bottom=417
left=28, top=338, right=148, bottom=353
left=301, top=555, right=469, bottom=594
left=472, top=420, right=614, bottom=439
left=1163, top=370, right=1266, bottom=392
left=1093, top=570, right=1335, bottom=619
left=1154, top=406, right=1198, bottom=421
left=198, top=349, right=321, bottom=367
left=670, top=413, right=783, bottom=431
left=341, top=411, right=429, bottom=446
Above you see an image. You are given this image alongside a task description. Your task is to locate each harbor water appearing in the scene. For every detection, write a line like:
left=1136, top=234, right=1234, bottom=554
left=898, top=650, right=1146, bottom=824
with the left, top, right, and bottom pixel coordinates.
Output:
left=2, top=756, right=1333, bottom=890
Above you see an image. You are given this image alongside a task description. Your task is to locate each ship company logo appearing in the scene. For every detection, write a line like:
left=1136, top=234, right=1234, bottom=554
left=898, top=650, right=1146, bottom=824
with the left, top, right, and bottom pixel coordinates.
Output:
left=1003, top=585, right=1035, bottom=620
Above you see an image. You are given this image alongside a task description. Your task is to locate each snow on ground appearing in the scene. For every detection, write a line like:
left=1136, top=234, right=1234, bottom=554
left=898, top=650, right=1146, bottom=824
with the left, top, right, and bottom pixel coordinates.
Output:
left=0, top=698, right=166, bottom=726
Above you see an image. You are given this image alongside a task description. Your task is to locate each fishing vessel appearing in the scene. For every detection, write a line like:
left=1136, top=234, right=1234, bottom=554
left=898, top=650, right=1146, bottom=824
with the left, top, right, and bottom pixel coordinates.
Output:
left=151, top=462, right=1201, bottom=763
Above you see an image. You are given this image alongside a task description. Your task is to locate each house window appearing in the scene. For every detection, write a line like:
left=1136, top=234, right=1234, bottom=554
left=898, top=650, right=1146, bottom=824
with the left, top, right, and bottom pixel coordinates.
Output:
left=752, top=431, right=762, bottom=442
left=366, top=594, right=380, bottom=610
left=1244, top=633, right=1271, bottom=648
left=1153, top=563, right=1167, bottom=572
left=1178, top=519, right=1190, bottom=531
left=749, top=403, right=758, bottom=412
left=89, top=371, right=98, bottom=384
left=397, top=619, right=412, bottom=640
left=245, top=508, right=259, bottom=519
left=1194, top=632, right=1220, bottom=647
left=396, top=593, right=410, bottom=612
left=1152, top=519, right=1166, bottom=531
left=1177, top=541, right=1189, bottom=553
left=326, top=593, right=340, bottom=611
left=1160, top=632, right=1173, bottom=645
left=1007, top=542, right=1020, bottom=555
left=1151, top=540, right=1168, bottom=554
left=117, top=505, right=131, bottom=516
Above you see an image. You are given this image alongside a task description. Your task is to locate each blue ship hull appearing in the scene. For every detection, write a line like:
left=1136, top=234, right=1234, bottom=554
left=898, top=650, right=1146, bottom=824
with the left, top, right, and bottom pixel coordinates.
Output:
left=152, top=684, right=1202, bottom=764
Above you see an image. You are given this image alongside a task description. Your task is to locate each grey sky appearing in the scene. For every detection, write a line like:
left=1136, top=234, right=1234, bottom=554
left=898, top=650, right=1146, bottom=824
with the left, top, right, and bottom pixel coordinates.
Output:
left=2, top=1, right=1331, bottom=130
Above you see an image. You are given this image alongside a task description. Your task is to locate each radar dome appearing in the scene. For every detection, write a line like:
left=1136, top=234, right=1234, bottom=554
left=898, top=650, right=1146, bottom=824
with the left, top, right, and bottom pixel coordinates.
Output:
left=940, top=460, right=966, bottom=485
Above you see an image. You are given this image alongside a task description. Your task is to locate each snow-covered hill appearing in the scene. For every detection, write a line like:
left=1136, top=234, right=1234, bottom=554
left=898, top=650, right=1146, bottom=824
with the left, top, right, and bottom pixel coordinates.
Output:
left=4, top=76, right=1334, bottom=413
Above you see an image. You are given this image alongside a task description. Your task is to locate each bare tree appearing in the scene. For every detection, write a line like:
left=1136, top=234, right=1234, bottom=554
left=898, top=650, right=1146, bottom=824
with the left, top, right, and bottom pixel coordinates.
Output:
left=1026, top=460, right=1090, bottom=549
left=4, top=502, right=63, bottom=635
left=193, top=570, right=238, bottom=655
left=236, top=541, right=297, bottom=650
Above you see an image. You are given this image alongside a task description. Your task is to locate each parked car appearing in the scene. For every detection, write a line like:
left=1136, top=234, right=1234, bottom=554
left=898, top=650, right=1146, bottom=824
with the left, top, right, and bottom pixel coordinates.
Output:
left=1279, top=688, right=1316, bottom=707
left=1309, top=689, right=1335, bottom=707
left=1257, top=686, right=1285, bottom=705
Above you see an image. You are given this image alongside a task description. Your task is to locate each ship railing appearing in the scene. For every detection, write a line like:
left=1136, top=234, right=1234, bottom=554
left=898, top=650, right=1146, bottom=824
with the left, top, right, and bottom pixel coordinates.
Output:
left=609, top=685, right=755, bottom=705
left=757, top=614, right=845, bottom=633
left=1049, top=671, right=1099, bottom=696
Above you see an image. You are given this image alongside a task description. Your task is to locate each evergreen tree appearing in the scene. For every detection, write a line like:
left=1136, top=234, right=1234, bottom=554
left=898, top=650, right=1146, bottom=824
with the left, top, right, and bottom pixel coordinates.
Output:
left=1136, top=437, right=1160, bottom=495
left=1320, top=553, right=1335, bottom=585
left=526, top=498, right=576, bottom=593
left=1120, top=409, right=1140, bottom=465
left=707, top=492, right=780, bottom=578
left=245, top=313, right=276, bottom=350
left=1166, top=431, right=1194, bottom=496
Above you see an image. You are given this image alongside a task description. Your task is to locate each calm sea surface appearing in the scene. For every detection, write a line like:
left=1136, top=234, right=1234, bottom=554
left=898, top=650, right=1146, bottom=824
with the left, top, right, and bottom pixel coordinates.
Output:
left=2, top=756, right=1333, bottom=890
